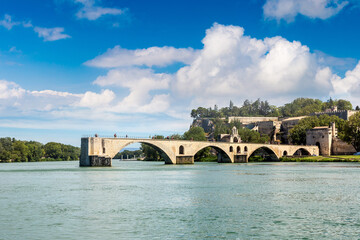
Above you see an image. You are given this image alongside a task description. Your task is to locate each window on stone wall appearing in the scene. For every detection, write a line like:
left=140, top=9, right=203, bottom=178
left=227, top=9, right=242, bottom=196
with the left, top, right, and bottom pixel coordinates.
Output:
left=230, top=146, right=233, bottom=152
left=103, top=148, right=105, bottom=154
left=237, top=146, right=241, bottom=153
left=244, top=146, right=248, bottom=152
left=179, top=145, right=184, bottom=155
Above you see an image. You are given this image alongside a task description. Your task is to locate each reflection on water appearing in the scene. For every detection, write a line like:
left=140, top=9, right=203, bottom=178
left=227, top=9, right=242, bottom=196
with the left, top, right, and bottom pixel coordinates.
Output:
left=1, top=161, right=360, bottom=239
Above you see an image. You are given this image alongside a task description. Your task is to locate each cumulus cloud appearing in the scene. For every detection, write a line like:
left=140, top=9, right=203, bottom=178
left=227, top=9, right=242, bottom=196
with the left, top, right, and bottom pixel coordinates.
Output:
left=34, top=27, right=71, bottom=41
left=76, top=89, right=115, bottom=108
left=0, top=80, right=25, bottom=99
left=74, top=0, right=124, bottom=20
left=85, top=22, right=360, bottom=109
left=174, top=23, right=335, bottom=106
left=2, top=23, right=360, bottom=137
left=263, top=0, right=349, bottom=21
left=85, top=45, right=197, bottom=68
left=331, top=61, right=360, bottom=97
left=94, top=68, right=171, bottom=113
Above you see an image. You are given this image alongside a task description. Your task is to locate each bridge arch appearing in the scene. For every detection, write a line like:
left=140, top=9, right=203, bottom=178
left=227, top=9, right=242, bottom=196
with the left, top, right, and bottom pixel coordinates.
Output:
left=291, top=148, right=311, bottom=156
left=108, top=140, right=175, bottom=164
left=192, top=145, right=232, bottom=163
left=248, top=146, right=279, bottom=161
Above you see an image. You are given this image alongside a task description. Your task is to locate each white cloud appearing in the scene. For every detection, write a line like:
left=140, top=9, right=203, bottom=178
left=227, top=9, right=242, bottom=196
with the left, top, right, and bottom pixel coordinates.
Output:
left=0, top=14, right=20, bottom=30
left=76, top=89, right=115, bottom=108
left=85, top=45, right=197, bottom=68
left=0, top=14, right=69, bottom=42
left=174, top=23, right=335, bottom=107
left=331, top=61, right=360, bottom=97
left=0, top=80, right=25, bottom=99
left=2, top=23, right=360, bottom=141
left=0, top=80, right=81, bottom=112
left=94, top=68, right=171, bottom=113
left=34, top=27, right=71, bottom=41
left=74, top=0, right=124, bottom=20
left=263, top=0, right=348, bottom=21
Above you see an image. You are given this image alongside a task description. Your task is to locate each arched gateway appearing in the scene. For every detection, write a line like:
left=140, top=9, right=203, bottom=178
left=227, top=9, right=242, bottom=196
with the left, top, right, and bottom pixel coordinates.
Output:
left=80, top=137, right=319, bottom=167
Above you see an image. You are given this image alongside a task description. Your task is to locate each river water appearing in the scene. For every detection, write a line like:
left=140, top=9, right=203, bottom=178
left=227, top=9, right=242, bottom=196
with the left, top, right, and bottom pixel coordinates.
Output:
left=1, top=161, right=360, bottom=239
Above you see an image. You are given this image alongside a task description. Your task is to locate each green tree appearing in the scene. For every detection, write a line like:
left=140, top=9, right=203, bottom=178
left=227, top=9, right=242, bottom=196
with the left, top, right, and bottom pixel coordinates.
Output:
left=229, top=100, right=234, bottom=110
left=169, top=134, right=182, bottom=140
left=279, top=98, right=323, bottom=117
left=183, top=127, right=209, bottom=161
left=337, top=99, right=352, bottom=110
left=342, top=112, right=360, bottom=151
left=0, top=137, right=13, bottom=161
left=44, top=142, right=62, bottom=160
left=26, top=141, right=44, bottom=162
left=12, top=141, right=30, bottom=162
left=141, top=135, right=165, bottom=161
left=183, top=127, right=207, bottom=141
left=238, top=128, right=270, bottom=143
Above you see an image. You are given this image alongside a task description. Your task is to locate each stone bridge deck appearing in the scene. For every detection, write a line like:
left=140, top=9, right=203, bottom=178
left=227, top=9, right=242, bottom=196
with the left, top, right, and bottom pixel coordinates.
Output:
left=80, top=137, right=319, bottom=167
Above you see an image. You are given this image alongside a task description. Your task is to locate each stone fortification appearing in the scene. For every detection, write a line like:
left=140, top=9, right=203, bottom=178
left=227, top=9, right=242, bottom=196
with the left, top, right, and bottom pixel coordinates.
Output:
left=228, top=116, right=279, bottom=124
left=306, top=126, right=333, bottom=155
left=311, top=110, right=359, bottom=120
left=332, top=138, right=356, bottom=155
left=306, top=122, right=356, bottom=156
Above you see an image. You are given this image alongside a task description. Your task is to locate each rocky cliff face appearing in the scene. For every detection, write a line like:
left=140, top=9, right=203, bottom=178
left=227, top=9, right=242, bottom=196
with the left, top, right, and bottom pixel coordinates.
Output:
left=191, top=118, right=215, bottom=134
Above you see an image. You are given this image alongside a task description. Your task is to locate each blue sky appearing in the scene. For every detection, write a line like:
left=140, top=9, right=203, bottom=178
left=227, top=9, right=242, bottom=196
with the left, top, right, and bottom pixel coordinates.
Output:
left=1, top=0, right=360, bottom=146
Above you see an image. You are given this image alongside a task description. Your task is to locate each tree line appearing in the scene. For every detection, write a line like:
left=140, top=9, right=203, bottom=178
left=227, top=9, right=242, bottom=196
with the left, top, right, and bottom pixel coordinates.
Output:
left=0, top=137, right=80, bottom=162
left=290, top=112, right=360, bottom=151
left=191, top=98, right=355, bottom=119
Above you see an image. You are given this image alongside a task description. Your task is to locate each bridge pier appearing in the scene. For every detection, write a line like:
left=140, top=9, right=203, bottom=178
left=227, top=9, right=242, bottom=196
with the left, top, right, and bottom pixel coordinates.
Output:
left=176, top=156, right=194, bottom=164
left=234, top=154, right=248, bottom=163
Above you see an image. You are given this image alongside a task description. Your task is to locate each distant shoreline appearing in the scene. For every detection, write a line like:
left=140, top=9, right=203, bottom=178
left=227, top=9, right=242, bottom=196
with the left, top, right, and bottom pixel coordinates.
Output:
left=2, top=155, right=360, bottom=163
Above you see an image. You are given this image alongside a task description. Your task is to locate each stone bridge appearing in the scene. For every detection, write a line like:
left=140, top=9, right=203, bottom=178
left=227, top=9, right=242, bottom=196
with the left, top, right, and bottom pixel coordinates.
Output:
left=80, top=137, right=319, bottom=167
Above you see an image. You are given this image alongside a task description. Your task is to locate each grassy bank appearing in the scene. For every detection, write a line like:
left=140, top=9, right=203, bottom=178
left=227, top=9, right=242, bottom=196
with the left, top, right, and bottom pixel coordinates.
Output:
left=279, top=155, right=360, bottom=162
left=0, top=158, right=79, bottom=163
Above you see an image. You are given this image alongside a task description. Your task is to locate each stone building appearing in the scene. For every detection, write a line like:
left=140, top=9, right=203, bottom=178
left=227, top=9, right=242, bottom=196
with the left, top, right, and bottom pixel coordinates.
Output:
left=306, top=122, right=356, bottom=155
left=256, top=120, right=281, bottom=142
left=219, top=126, right=241, bottom=143
left=255, top=116, right=306, bottom=144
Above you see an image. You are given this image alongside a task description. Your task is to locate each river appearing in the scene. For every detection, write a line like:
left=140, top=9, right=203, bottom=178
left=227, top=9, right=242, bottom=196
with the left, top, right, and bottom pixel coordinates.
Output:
left=1, top=161, right=360, bottom=239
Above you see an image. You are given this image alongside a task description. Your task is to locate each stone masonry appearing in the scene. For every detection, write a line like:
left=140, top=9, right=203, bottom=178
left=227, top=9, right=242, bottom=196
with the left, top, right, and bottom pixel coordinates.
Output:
left=80, top=137, right=319, bottom=167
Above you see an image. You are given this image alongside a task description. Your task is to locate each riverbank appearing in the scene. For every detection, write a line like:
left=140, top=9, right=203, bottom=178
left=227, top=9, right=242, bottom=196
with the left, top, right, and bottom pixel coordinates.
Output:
left=279, top=155, right=360, bottom=162
left=0, top=159, right=79, bottom=163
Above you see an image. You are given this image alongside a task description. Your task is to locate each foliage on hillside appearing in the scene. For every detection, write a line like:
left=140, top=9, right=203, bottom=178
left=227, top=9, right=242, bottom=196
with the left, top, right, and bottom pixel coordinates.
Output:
left=342, top=112, right=360, bottom=151
left=190, top=98, right=353, bottom=119
left=0, top=138, right=80, bottom=162
left=289, top=115, right=346, bottom=145
left=212, top=118, right=270, bottom=143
